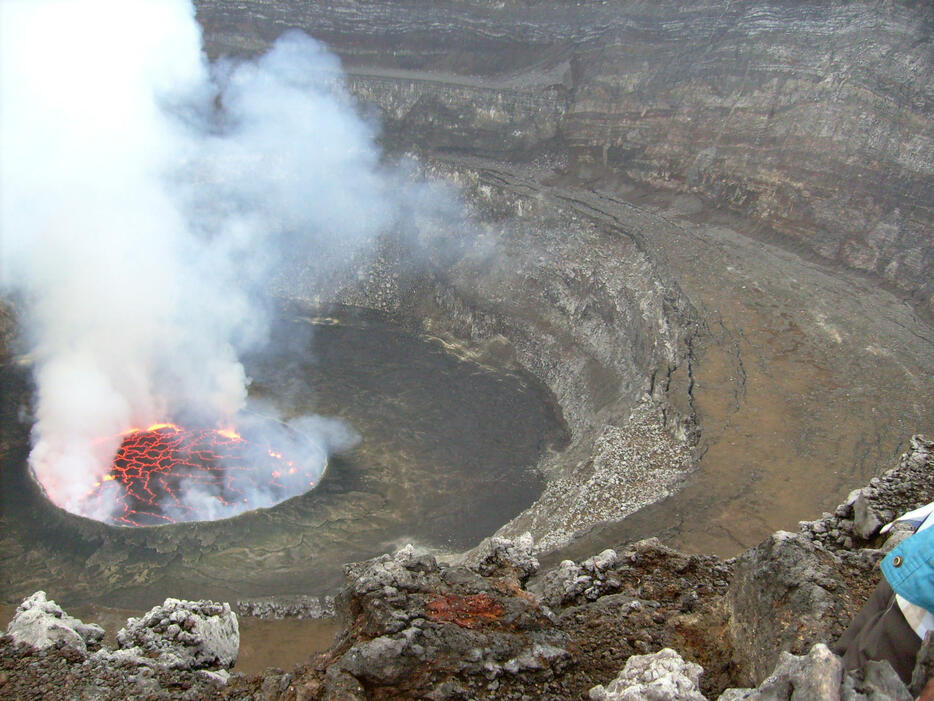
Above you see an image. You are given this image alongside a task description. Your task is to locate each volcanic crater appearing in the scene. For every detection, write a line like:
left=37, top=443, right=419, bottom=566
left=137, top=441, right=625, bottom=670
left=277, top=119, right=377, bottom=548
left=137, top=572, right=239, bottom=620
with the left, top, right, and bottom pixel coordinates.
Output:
left=1, top=0, right=933, bottom=625
left=0, top=304, right=569, bottom=606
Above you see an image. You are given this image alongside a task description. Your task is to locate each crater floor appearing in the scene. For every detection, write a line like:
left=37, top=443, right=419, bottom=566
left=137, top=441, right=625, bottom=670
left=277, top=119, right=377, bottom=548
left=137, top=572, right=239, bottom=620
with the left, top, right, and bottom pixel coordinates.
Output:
left=0, top=305, right=567, bottom=609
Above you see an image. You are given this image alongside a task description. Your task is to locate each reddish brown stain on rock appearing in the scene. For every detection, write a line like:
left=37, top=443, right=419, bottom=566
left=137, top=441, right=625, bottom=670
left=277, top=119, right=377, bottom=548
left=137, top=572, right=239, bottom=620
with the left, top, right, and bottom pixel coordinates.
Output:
left=425, top=593, right=505, bottom=629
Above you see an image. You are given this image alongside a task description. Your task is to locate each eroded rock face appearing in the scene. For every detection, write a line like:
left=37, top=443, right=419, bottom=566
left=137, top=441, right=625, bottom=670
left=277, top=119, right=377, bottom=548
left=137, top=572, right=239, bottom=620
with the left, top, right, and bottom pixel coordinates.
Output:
left=326, top=545, right=571, bottom=698
left=5, top=591, right=104, bottom=655
left=564, top=4, right=934, bottom=314
left=728, top=531, right=849, bottom=685
left=196, top=0, right=934, bottom=313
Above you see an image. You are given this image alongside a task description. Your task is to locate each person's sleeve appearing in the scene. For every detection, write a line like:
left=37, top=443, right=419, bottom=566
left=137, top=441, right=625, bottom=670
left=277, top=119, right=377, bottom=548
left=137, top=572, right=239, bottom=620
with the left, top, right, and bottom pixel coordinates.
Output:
left=882, top=526, right=934, bottom=612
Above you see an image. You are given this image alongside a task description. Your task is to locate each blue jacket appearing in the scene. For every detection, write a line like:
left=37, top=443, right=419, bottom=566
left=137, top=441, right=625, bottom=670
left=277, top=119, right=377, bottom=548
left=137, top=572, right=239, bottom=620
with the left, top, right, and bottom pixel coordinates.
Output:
left=882, top=525, right=934, bottom=612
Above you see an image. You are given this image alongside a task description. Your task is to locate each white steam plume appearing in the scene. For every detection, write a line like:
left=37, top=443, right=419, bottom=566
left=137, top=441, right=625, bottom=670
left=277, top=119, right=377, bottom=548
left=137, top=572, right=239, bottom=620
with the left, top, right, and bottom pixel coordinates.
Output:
left=0, top=0, right=428, bottom=519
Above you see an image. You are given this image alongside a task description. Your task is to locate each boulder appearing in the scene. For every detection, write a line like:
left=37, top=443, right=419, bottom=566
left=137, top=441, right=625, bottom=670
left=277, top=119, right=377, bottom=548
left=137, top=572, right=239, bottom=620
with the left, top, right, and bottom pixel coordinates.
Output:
left=112, top=598, right=239, bottom=670
left=843, top=659, right=912, bottom=701
left=719, top=645, right=912, bottom=701
left=728, top=531, right=848, bottom=684
left=339, top=634, right=411, bottom=685
left=331, top=545, right=567, bottom=697
left=5, top=591, right=104, bottom=655
left=467, top=532, right=539, bottom=583
left=535, top=558, right=594, bottom=607
left=718, top=643, right=842, bottom=700
left=852, top=492, right=884, bottom=540
left=323, top=665, right=367, bottom=700
left=588, top=647, right=705, bottom=701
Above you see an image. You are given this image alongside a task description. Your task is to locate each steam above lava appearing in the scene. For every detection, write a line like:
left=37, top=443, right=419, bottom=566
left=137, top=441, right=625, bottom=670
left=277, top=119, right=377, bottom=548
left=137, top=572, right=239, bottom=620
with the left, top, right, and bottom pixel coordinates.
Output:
left=0, top=0, right=436, bottom=521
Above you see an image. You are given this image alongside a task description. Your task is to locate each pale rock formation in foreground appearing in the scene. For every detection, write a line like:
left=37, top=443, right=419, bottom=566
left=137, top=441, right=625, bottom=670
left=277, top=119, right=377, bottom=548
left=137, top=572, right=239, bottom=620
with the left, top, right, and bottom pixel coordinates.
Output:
left=5, top=591, right=104, bottom=655
left=588, top=648, right=706, bottom=701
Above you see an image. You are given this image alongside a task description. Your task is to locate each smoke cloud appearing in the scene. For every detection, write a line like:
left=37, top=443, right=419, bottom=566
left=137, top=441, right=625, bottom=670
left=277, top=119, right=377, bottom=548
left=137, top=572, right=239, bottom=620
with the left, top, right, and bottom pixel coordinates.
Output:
left=0, top=0, right=431, bottom=520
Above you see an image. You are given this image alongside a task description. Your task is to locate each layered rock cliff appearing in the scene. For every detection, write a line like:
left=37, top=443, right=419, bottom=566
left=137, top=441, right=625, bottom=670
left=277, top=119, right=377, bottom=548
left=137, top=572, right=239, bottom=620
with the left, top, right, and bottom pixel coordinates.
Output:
left=195, top=0, right=934, bottom=315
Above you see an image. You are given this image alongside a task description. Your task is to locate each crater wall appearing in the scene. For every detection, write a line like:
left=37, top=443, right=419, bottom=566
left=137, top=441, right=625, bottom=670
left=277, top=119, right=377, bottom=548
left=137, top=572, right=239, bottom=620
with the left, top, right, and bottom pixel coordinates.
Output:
left=196, top=0, right=934, bottom=314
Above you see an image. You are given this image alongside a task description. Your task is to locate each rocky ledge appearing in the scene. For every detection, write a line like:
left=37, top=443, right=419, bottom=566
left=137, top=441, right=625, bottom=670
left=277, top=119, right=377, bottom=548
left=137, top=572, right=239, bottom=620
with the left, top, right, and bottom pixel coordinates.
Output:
left=2, top=435, right=932, bottom=700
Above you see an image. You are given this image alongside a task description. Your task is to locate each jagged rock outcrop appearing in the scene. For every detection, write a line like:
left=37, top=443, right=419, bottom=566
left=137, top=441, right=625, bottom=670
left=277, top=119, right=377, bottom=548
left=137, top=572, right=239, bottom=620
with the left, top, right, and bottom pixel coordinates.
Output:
left=112, top=598, right=239, bottom=671
left=0, top=596, right=237, bottom=699
left=531, top=539, right=731, bottom=612
left=5, top=591, right=104, bottom=655
left=844, top=660, right=914, bottom=701
left=800, top=435, right=934, bottom=555
left=463, top=532, right=540, bottom=584
left=322, top=544, right=570, bottom=698
left=719, top=644, right=845, bottom=701
left=719, top=644, right=913, bottom=701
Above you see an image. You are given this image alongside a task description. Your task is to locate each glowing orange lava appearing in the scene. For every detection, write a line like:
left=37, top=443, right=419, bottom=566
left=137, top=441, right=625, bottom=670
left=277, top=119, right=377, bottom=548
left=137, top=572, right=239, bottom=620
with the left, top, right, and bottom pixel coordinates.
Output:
left=81, top=422, right=319, bottom=527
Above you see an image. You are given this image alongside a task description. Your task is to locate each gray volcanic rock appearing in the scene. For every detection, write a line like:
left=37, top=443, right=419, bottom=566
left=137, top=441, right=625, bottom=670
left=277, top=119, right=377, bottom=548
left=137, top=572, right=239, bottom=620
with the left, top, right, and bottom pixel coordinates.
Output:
left=112, top=598, right=239, bottom=671
left=5, top=591, right=104, bottom=655
left=719, top=644, right=843, bottom=701
left=0, top=596, right=233, bottom=699
left=844, top=660, right=913, bottom=701
left=720, top=646, right=913, bottom=701
left=728, top=532, right=849, bottom=685
left=852, top=492, right=885, bottom=541
left=464, top=532, right=540, bottom=583
left=910, top=632, right=934, bottom=698
left=532, top=538, right=731, bottom=610
left=533, top=548, right=622, bottom=608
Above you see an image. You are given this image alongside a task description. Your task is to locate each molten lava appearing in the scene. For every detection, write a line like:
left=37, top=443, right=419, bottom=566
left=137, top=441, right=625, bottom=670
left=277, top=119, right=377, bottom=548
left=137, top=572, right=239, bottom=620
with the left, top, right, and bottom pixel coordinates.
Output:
left=82, top=422, right=318, bottom=527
